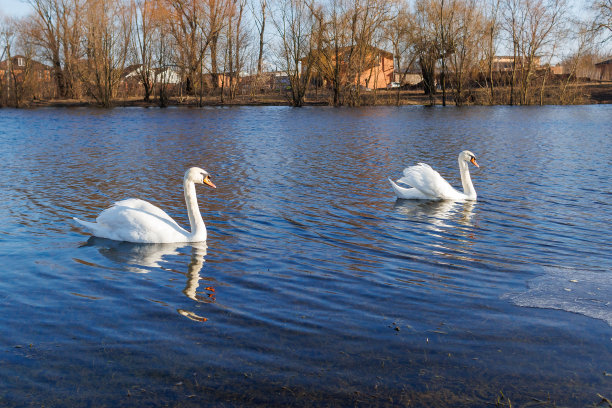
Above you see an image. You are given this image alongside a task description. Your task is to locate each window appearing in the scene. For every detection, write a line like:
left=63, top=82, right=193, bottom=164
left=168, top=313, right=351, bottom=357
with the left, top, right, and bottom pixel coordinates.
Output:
left=17, top=57, right=25, bottom=67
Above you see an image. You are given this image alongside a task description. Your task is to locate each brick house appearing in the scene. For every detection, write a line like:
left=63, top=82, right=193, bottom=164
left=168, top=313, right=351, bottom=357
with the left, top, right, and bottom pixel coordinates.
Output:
left=0, top=55, right=54, bottom=99
left=303, top=46, right=395, bottom=90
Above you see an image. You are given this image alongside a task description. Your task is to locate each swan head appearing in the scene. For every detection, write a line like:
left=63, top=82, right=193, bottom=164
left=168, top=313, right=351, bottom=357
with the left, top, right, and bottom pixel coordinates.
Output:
left=459, top=150, right=479, bottom=168
left=184, top=167, right=216, bottom=188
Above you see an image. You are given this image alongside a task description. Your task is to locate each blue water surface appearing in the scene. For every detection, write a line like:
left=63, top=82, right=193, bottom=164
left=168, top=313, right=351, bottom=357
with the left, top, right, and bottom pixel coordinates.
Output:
left=0, top=105, right=610, bottom=406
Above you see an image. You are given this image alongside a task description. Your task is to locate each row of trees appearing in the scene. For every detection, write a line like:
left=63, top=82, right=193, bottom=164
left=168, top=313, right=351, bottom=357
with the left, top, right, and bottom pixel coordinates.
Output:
left=0, top=0, right=611, bottom=107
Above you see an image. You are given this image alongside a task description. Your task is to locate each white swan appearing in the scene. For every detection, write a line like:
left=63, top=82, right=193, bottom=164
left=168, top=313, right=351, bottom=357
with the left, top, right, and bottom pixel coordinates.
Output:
left=389, top=150, right=479, bottom=201
left=73, top=167, right=216, bottom=243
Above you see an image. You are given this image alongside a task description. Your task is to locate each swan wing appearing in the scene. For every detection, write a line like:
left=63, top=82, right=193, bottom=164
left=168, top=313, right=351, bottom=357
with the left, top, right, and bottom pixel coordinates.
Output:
left=75, top=199, right=189, bottom=243
left=111, top=198, right=178, bottom=224
left=399, top=163, right=464, bottom=200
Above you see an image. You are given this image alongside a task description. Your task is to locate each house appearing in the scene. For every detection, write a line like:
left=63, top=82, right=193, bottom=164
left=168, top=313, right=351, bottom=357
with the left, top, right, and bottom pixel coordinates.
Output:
left=207, top=72, right=244, bottom=88
left=155, top=66, right=181, bottom=85
left=303, top=46, right=395, bottom=90
left=0, top=55, right=53, bottom=83
left=266, top=71, right=290, bottom=90
left=550, top=64, right=565, bottom=75
left=122, top=64, right=182, bottom=85
left=491, top=55, right=541, bottom=71
left=0, top=55, right=55, bottom=99
left=394, top=70, right=423, bottom=86
left=594, top=58, right=612, bottom=81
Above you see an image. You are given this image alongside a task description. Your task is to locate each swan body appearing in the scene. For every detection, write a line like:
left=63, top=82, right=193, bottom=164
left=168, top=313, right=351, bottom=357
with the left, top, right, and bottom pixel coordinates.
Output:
left=73, top=167, right=216, bottom=243
left=389, top=150, right=479, bottom=201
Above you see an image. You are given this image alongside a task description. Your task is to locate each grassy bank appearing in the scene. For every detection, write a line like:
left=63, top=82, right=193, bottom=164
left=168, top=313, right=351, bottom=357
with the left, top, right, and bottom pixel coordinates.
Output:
left=17, top=81, right=612, bottom=108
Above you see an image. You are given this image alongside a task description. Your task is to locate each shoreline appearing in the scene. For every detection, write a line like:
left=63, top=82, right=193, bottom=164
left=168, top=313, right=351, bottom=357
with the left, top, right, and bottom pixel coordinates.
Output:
left=8, top=81, right=612, bottom=108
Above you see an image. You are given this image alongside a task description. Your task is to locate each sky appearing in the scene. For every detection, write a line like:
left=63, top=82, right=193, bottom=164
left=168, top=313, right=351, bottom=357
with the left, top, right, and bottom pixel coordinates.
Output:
left=0, top=0, right=604, bottom=60
left=0, top=0, right=32, bottom=18
left=0, top=0, right=594, bottom=21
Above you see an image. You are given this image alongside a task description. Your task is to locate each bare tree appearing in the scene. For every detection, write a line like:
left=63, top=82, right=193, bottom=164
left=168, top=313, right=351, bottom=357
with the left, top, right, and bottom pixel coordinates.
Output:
left=154, top=2, right=174, bottom=106
left=0, top=16, right=16, bottom=106
left=413, top=0, right=439, bottom=104
left=592, top=0, right=612, bottom=38
left=502, top=0, right=523, bottom=104
left=344, top=0, right=394, bottom=105
left=271, top=0, right=317, bottom=106
left=131, top=0, right=158, bottom=101
left=437, top=0, right=456, bottom=106
left=223, top=0, right=248, bottom=100
left=27, top=0, right=66, bottom=97
left=501, top=0, right=568, bottom=105
left=308, top=0, right=393, bottom=106
left=16, top=19, right=47, bottom=104
left=480, top=0, right=501, bottom=103
left=82, top=0, right=132, bottom=107
left=207, top=0, right=233, bottom=90
left=309, top=0, right=348, bottom=106
left=520, top=0, right=568, bottom=105
left=250, top=0, right=267, bottom=75
left=447, top=0, right=486, bottom=105
left=23, top=0, right=83, bottom=99
left=383, top=3, right=417, bottom=105
left=60, top=0, right=84, bottom=98
left=166, top=0, right=204, bottom=94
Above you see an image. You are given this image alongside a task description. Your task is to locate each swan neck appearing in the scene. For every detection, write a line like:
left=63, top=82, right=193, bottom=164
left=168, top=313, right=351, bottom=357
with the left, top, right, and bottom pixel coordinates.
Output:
left=184, top=179, right=206, bottom=240
left=458, top=158, right=477, bottom=199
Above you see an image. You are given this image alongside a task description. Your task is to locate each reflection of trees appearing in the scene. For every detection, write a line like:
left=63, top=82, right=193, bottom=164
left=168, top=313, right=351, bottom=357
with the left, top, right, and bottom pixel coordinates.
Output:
left=82, top=237, right=215, bottom=321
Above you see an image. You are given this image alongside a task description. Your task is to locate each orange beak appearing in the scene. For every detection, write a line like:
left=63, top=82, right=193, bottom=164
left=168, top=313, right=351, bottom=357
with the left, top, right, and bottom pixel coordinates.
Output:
left=470, top=157, right=479, bottom=168
left=204, top=176, right=216, bottom=188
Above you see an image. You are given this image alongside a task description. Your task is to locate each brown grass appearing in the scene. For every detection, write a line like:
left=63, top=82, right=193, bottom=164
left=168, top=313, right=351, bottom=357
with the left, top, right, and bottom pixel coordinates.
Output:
left=20, top=81, right=612, bottom=108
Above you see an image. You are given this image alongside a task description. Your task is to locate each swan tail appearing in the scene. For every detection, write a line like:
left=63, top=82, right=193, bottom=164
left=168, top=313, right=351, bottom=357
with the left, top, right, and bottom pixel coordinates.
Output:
left=389, top=178, right=430, bottom=200
left=389, top=178, right=405, bottom=197
left=73, top=217, right=99, bottom=233
left=73, top=217, right=119, bottom=241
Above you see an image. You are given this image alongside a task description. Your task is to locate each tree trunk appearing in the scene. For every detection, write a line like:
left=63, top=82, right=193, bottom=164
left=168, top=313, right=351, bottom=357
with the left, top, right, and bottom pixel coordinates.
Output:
left=210, top=33, right=219, bottom=89
left=257, top=0, right=266, bottom=75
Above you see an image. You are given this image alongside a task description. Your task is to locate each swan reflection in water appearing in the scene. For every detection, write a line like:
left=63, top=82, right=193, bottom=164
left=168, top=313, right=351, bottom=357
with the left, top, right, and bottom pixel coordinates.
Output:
left=393, top=199, right=476, bottom=228
left=82, top=237, right=215, bottom=322
left=393, top=199, right=478, bottom=262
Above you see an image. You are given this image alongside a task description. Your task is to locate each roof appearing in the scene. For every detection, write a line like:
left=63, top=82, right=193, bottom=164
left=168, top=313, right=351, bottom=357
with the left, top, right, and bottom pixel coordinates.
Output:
left=330, top=45, right=393, bottom=59
left=302, top=45, right=393, bottom=61
left=0, top=55, right=53, bottom=70
left=595, top=58, right=612, bottom=66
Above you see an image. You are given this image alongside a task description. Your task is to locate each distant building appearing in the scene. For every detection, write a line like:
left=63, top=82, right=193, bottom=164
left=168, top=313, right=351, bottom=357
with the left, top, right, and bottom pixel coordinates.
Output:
left=268, top=71, right=290, bottom=90
left=595, top=58, right=612, bottom=81
left=0, top=55, right=53, bottom=83
left=155, top=66, right=182, bottom=85
left=492, top=55, right=541, bottom=71
left=302, top=46, right=395, bottom=90
left=0, top=55, right=55, bottom=99
left=394, top=70, right=423, bottom=86
left=550, top=64, right=565, bottom=75
left=122, top=64, right=182, bottom=85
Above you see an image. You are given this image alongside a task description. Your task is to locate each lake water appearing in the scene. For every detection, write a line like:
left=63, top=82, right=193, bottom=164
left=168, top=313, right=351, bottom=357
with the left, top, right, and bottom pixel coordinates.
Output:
left=0, top=105, right=610, bottom=406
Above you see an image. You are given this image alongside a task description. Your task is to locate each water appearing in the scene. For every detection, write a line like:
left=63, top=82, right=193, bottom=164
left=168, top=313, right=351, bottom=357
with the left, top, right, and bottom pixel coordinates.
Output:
left=0, top=106, right=610, bottom=406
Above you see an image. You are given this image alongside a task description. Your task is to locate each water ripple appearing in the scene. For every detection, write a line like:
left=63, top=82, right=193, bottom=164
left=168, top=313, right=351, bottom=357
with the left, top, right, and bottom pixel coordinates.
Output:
left=0, top=106, right=611, bottom=406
